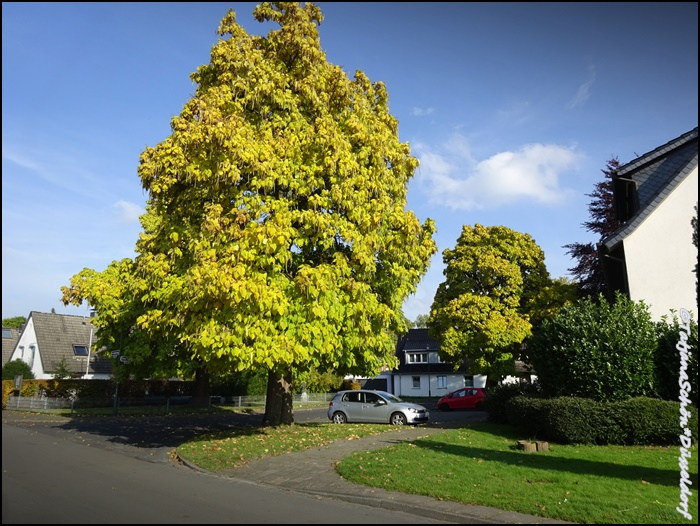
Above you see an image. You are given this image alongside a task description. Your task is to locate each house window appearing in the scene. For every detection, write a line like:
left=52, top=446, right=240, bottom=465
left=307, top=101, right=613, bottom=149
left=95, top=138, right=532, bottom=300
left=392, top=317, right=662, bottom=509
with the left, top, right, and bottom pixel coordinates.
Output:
left=73, top=345, right=89, bottom=356
left=412, top=376, right=421, bottom=388
left=28, top=345, right=36, bottom=369
left=2, top=328, right=12, bottom=338
left=464, top=376, right=474, bottom=387
left=406, top=352, right=427, bottom=364
left=437, top=375, right=447, bottom=389
left=19, top=345, right=25, bottom=359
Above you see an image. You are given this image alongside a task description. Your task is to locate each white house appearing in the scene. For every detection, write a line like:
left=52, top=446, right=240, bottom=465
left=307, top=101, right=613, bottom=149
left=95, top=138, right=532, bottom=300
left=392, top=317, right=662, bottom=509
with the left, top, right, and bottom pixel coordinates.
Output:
left=389, top=328, right=487, bottom=397
left=8, top=311, right=112, bottom=380
left=600, top=127, right=698, bottom=321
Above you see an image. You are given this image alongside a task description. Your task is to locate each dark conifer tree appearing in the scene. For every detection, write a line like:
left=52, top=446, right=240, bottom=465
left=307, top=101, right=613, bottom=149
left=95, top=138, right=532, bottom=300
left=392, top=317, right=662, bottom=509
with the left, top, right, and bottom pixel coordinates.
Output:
left=563, top=157, right=622, bottom=298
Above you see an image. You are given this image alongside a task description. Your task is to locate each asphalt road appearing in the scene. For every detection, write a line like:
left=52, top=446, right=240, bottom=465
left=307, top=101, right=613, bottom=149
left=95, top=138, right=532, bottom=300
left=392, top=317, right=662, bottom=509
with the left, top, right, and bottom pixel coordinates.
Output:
left=2, top=408, right=461, bottom=524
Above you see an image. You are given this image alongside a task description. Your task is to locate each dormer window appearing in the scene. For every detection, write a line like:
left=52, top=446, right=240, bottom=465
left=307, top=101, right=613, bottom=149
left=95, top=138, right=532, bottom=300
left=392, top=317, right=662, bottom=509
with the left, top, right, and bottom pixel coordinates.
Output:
left=2, top=328, right=12, bottom=338
left=406, top=352, right=428, bottom=364
left=73, top=345, right=89, bottom=356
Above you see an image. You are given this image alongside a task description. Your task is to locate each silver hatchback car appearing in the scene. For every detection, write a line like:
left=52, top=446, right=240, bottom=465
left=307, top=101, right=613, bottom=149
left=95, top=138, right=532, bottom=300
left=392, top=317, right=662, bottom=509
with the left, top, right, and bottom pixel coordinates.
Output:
left=327, top=389, right=430, bottom=425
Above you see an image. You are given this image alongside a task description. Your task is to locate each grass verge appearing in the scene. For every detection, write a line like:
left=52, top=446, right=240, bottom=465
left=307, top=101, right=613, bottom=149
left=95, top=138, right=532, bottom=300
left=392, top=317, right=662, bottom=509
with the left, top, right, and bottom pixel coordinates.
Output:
left=176, top=422, right=394, bottom=471
left=176, top=420, right=698, bottom=524
left=336, top=422, right=698, bottom=524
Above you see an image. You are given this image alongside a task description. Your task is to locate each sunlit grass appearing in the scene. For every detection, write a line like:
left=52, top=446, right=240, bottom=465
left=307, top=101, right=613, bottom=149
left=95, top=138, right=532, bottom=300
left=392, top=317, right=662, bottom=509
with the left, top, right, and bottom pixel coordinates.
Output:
left=176, top=422, right=395, bottom=471
left=336, top=422, right=698, bottom=524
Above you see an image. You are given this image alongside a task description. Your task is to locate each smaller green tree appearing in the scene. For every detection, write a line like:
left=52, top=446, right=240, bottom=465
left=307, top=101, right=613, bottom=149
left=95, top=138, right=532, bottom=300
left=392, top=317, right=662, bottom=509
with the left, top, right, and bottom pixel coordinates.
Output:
left=52, top=357, right=72, bottom=380
left=528, top=292, right=657, bottom=402
left=2, top=359, right=34, bottom=380
left=428, top=224, right=551, bottom=378
left=412, top=314, right=430, bottom=328
left=2, top=316, right=26, bottom=329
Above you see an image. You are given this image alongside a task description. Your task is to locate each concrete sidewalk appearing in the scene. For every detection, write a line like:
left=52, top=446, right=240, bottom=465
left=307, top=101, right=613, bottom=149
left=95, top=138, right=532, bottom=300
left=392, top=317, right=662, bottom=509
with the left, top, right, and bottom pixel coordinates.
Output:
left=178, top=424, right=575, bottom=524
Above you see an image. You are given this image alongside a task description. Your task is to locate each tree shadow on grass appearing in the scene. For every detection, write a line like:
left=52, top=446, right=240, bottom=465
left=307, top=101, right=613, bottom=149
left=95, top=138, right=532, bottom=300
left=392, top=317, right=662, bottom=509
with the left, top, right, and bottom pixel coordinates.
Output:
left=410, top=422, right=697, bottom=488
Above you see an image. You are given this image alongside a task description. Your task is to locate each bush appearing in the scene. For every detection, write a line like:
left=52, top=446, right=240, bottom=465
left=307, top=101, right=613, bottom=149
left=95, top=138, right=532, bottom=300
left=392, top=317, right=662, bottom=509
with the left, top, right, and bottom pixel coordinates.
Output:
left=2, top=359, right=35, bottom=380
left=341, top=379, right=362, bottom=390
left=610, top=397, right=697, bottom=445
left=486, top=381, right=542, bottom=423
left=502, top=395, right=697, bottom=446
left=504, top=396, right=548, bottom=438
left=654, top=311, right=698, bottom=406
left=528, top=292, right=657, bottom=402
left=542, top=397, right=623, bottom=445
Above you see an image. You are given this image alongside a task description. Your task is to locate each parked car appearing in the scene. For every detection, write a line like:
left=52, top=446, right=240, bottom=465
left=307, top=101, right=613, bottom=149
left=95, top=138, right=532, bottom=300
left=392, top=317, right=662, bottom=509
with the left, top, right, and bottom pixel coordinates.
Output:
left=327, top=389, right=430, bottom=425
left=437, top=387, right=486, bottom=411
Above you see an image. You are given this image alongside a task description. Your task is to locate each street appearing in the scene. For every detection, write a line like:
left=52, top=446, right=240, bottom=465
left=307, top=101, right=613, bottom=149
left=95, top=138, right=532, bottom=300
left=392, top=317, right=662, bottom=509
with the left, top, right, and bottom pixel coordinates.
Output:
left=2, top=407, right=487, bottom=524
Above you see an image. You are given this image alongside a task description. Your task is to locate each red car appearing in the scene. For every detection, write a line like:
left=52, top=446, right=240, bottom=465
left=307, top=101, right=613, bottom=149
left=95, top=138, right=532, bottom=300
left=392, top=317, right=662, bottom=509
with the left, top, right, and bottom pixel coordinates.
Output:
left=437, top=387, right=486, bottom=411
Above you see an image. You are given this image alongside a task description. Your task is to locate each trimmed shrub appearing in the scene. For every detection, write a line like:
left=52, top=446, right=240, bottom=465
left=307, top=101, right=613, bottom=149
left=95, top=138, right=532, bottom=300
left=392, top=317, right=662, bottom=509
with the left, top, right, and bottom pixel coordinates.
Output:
left=542, top=397, right=623, bottom=445
left=654, top=311, right=698, bottom=407
left=610, top=397, right=698, bottom=445
left=2, top=359, right=35, bottom=380
left=528, top=292, right=657, bottom=402
left=486, top=381, right=542, bottom=423
left=504, top=396, right=548, bottom=439
left=502, top=395, right=698, bottom=446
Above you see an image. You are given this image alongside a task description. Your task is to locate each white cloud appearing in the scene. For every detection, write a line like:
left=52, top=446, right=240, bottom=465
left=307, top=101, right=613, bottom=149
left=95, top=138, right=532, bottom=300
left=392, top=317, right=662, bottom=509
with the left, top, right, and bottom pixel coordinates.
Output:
left=114, top=200, right=144, bottom=223
left=414, top=135, right=581, bottom=211
left=568, top=64, right=596, bottom=109
left=411, top=106, right=434, bottom=117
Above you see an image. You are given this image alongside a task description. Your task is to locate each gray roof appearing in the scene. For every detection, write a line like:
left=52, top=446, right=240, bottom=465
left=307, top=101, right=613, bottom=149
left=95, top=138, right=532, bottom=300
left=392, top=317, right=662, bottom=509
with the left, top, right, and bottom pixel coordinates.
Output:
left=2, top=327, right=21, bottom=366
left=27, top=311, right=112, bottom=376
left=603, top=127, right=698, bottom=250
left=398, top=327, right=441, bottom=351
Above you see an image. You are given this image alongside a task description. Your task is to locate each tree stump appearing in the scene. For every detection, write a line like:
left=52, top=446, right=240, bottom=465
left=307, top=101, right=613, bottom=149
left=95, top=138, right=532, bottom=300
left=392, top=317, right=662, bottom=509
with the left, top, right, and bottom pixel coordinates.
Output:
left=518, top=440, right=537, bottom=452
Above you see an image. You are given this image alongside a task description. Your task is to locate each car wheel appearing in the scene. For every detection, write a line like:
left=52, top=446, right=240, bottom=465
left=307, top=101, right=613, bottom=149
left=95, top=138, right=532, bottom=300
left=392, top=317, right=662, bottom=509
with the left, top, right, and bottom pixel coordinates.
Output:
left=475, top=402, right=484, bottom=411
left=439, top=403, right=451, bottom=411
left=390, top=412, right=407, bottom=425
left=331, top=412, right=347, bottom=424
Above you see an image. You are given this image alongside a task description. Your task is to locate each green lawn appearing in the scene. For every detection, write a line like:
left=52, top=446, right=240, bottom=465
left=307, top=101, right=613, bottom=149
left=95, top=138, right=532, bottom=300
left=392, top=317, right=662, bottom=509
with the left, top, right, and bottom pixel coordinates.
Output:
left=176, top=420, right=698, bottom=525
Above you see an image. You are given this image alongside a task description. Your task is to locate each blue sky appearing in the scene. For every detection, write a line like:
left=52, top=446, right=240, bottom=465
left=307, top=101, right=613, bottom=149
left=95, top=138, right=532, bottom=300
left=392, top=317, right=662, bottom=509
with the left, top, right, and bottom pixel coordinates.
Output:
left=2, top=2, right=698, bottom=323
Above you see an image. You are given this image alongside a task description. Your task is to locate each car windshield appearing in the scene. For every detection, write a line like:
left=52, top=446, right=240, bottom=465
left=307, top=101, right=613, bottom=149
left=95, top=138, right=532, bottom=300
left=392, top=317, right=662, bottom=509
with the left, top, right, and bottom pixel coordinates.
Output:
left=380, top=392, right=404, bottom=403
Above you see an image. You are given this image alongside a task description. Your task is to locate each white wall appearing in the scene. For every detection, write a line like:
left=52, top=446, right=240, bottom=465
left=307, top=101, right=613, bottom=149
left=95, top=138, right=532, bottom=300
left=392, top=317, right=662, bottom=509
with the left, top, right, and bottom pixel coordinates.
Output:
left=9, top=316, right=50, bottom=380
left=623, top=167, right=698, bottom=321
left=392, top=373, right=487, bottom=397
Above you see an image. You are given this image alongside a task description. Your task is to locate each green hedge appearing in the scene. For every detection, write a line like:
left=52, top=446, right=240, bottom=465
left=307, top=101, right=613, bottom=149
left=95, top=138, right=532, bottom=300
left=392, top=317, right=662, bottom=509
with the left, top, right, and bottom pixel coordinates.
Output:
left=505, top=395, right=698, bottom=446
left=485, top=382, right=544, bottom=424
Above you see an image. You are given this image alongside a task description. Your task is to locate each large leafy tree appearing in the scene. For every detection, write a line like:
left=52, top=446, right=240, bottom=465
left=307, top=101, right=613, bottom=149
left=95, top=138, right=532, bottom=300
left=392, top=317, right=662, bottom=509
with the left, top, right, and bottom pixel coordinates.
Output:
left=76, top=3, right=435, bottom=426
left=563, top=157, right=622, bottom=298
left=428, top=224, right=555, bottom=379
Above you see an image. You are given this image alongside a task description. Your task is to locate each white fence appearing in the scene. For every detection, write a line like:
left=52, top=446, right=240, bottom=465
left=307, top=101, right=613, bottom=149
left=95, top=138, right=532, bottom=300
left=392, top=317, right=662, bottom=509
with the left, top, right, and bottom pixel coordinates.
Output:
left=5, top=392, right=335, bottom=414
left=6, top=396, right=73, bottom=411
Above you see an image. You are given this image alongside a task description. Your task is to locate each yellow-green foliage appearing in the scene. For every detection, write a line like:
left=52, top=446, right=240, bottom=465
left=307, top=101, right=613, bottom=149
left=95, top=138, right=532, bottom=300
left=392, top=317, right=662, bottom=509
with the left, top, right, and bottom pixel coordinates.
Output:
left=429, top=224, right=552, bottom=376
left=62, top=3, right=436, bottom=391
left=341, top=379, right=362, bottom=390
left=2, top=379, right=41, bottom=409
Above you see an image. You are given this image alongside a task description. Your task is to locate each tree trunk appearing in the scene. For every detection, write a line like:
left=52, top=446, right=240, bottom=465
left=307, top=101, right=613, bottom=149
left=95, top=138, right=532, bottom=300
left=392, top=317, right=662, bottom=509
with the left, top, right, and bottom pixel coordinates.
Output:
left=191, top=366, right=211, bottom=407
left=262, top=367, right=294, bottom=427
